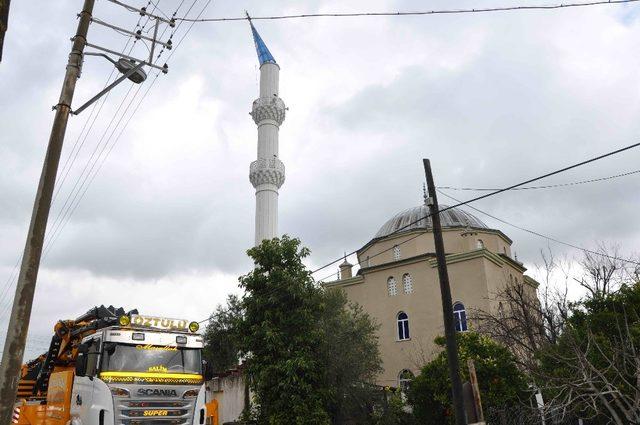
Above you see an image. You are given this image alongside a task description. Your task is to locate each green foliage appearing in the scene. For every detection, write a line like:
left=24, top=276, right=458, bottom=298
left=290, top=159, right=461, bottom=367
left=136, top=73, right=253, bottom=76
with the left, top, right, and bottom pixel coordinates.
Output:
left=202, top=294, right=242, bottom=373
left=203, top=236, right=383, bottom=424
left=408, top=332, right=528, bottom=425
left=371, top=391, right=418, bottom=425
left=319, top=290, right=383, bottom=423
left=536, top=283, right=640, bottom=420
left=239, top=236, right=329, bottom=424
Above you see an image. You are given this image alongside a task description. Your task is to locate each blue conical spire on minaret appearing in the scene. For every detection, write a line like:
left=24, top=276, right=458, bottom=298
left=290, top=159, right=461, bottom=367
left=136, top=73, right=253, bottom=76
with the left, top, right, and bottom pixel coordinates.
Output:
left=247, top=14, right=276, bottom=65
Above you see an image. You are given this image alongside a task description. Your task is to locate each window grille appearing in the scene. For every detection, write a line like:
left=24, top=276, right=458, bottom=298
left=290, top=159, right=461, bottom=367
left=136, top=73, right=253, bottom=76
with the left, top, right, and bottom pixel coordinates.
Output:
left=402, top=273, right=413, bottom=294
left=387, top=277, right=397, bottom=296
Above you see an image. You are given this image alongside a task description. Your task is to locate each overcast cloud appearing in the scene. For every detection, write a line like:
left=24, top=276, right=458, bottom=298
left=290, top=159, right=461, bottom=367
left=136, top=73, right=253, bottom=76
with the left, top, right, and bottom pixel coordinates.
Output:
left=1, top=0, right=640, bottom=359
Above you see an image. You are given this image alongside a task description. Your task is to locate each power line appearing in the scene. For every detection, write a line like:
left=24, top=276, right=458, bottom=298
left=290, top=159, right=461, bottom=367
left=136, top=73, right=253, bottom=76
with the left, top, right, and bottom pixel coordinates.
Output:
left=175, top=0, right=639, bottom=22
left=311, top=142, right=640, bottom=275
left=0, top=3, right=159, bottom=314
left=436, top=189, right=640, bottom=266
left=438, top=169, right=640, bottom=191
left=204, top=142, right=640, bottom=319
left=40, top=0, right=199, bottom=261
left=0, top=1, right=196, bottom=319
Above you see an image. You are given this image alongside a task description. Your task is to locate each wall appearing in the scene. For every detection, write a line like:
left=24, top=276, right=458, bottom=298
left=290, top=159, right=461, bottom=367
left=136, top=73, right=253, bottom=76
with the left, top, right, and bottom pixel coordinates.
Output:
left=328, top=228, right=537, bottom=388
left=207, top=372, right=246, bottom=425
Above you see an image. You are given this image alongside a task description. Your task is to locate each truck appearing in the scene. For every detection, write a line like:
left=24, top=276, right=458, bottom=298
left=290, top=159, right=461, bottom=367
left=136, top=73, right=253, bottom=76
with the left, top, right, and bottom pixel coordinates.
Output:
left=13, top=305, right=218, bottom=425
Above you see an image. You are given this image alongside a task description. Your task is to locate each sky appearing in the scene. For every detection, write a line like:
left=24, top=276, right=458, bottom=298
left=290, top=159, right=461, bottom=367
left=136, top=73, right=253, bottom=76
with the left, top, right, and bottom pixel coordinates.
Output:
left=1, top=0, right=640, bottom=359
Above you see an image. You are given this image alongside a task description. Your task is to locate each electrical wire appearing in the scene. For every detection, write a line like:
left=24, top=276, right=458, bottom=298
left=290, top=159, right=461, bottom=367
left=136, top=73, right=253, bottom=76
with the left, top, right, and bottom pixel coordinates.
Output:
left=311, top=141, right=640, bottom=275
left=175, top=0, right=639, bottom=22
left=201, top=141, right=640, bottom=323
left=40, top=0, right=195, bottom=262
left=436, top=189, right=640, bottom=266
left=0, top=0, right=195, bottom=322
left=438, top=169, right=640, bottom=191
left=0, top=2, right=159, bottom=317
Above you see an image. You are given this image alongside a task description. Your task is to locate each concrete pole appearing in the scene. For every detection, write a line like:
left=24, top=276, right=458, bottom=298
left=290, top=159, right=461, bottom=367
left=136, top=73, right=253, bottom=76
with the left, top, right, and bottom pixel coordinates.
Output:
left=423, top=158, right=467, bottom=425
left=0, top=0, right=94, bottom=419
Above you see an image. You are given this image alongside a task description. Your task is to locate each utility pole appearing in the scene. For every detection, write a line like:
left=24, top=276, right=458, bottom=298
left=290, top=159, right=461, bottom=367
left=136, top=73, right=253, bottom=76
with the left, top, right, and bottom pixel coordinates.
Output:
left=0, top=0, right=10, bottom=62
left=0, top=0, right=95, bottom=419
left=468, top=358, right=485, bottom=423
left=423, top=158, right=467, bottom=425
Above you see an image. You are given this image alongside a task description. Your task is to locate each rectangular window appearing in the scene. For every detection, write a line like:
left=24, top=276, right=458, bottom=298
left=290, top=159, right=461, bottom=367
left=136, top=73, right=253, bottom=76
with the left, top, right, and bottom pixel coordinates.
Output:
left=86, top=338, right=100, bottom=377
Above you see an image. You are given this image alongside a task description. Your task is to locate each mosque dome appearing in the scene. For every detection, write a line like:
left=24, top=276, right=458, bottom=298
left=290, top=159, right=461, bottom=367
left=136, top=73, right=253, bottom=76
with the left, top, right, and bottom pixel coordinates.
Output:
left=374, top=204, right=488, bottom=239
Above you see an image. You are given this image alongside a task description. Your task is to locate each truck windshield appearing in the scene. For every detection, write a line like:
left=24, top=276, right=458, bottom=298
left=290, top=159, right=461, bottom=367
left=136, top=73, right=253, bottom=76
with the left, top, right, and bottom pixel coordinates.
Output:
left=101, top=344, right=202, bottom=375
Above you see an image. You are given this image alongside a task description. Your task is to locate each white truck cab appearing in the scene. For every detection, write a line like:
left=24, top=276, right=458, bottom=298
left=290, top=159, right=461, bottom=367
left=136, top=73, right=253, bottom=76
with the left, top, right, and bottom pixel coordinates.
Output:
left=69, top=314, right=210, bottom=425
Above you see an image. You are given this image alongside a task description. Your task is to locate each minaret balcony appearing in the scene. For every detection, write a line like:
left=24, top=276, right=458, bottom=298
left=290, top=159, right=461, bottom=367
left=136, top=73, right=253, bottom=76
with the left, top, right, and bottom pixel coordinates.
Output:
left=251, top=96, right=286, bottom=125
left=250, top=157, right=286, bottom=188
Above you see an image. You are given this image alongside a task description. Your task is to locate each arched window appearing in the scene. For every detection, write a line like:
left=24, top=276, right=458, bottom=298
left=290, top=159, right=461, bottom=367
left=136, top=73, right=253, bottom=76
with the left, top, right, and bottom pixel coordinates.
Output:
left=393, top=245, right=401, bottom=261
left=387, top=277, right=397, bottom=297
left=503, top=246, right=507, bottom=255
left=402, top=273, right=413, bottom=294
left=453, top=302, right=468, bottom=332
left=476, top=239, right=484, bottom=249
left=398, top=369, right=415, bottom=393
left=397, top=312, right=410, bottom=340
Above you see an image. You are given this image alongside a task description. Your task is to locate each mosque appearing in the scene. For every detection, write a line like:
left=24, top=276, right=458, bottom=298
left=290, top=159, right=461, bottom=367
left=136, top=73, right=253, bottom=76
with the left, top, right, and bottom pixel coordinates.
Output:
left=323, top=200, right=539, bottom=388
left=245, top=19, right=540, bottom=394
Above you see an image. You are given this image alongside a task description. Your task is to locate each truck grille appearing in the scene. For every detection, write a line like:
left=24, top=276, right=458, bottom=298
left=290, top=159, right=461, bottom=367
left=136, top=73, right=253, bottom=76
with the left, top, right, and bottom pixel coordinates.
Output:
left=115, top=398, right=196, bottom=425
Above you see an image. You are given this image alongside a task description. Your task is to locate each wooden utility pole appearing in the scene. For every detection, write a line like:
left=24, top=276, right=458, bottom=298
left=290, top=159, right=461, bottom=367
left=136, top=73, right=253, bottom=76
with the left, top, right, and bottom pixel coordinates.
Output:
left=468, top=358, right=485, bottom=423
left=0, top=0, right=95, bottom=420
left=423, top=158, right=467, bottom=425
left=0, top=0, right=10, bottom=61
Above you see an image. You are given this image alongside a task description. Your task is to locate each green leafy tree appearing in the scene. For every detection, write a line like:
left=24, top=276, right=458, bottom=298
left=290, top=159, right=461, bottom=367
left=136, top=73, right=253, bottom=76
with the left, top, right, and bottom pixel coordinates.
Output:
left=319, top=289, right=382, bottom=423
left=371, top=391, right=417, bottom=425
left=202, top=294, right=242, bottom=373
left=408, top=332, right=528, bottom=424
left=238, top=236, right=329, bottom=424
left=536, top=283, right=640, bottom=424
left=203, top=236, right=384, bottom=424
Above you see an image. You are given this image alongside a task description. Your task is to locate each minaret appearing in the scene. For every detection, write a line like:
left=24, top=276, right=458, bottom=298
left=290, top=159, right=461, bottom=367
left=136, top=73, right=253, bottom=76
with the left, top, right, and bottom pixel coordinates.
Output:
left=248, top=19, right=286, bottom=246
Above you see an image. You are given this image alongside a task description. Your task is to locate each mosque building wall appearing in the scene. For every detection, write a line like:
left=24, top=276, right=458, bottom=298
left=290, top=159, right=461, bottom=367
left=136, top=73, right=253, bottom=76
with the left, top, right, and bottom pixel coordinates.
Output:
left=324, top=203, right=539, bottom=388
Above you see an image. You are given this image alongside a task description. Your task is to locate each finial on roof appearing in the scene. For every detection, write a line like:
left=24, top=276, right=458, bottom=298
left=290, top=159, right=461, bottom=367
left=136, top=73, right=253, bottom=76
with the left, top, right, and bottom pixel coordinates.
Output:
left=339, top=251, right=352, bottom=266
left=246, top=12, right=277, bottom=65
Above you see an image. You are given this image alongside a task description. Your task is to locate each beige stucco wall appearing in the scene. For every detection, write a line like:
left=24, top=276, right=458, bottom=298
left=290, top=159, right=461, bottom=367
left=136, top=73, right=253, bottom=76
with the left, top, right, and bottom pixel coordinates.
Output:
left=357, top=228, right=512, bottom=268
left=327, top=228, right=537, bottom=388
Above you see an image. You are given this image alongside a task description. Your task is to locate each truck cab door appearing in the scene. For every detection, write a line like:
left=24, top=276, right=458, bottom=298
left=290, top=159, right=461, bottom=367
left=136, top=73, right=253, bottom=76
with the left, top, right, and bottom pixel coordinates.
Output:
left=70, top=337, right=100, bottom=422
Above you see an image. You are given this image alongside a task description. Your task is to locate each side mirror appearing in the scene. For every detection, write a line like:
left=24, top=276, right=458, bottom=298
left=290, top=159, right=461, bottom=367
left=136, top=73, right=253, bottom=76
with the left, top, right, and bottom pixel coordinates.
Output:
left=75, top=343, right=89, bottom=377
left=202, top=360, right=214, bottom=381
left=104, top=342, right=117, bottom=355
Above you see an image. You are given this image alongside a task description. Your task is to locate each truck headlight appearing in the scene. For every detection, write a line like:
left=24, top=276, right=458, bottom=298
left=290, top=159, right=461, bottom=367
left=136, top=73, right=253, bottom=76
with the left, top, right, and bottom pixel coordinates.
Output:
left=183, top=389, right=199, bottom=398
left=110, top=387, right=130, bottom=397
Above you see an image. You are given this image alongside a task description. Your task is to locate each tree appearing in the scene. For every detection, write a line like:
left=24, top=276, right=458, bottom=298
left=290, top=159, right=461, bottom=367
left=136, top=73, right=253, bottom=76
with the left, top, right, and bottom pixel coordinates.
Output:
left=203, top=236, right=383, bottom=424
left=202, top=294, right=242, bottom=373
left=238, top=236, right=329, bottom=424
left=408, top=332, right=529, bottom=425
left=473, top=246, right=640, bottom=423
left=319, top=289, right=382, bottom=423
left=535, top=283, right=640, bottom=424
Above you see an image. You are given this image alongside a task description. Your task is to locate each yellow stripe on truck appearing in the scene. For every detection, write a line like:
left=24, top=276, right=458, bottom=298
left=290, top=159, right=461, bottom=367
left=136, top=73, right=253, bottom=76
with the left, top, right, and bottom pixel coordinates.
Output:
left=99, top=372, right=203, bottom=384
